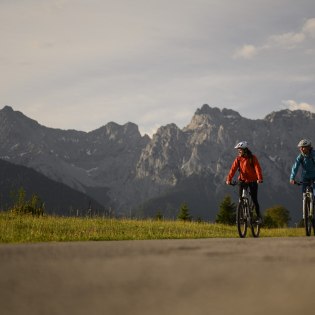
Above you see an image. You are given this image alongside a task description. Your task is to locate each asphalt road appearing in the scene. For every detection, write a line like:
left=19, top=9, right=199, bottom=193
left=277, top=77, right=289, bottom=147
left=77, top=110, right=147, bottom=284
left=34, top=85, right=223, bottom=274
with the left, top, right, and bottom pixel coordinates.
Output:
left=1, top=237, right=315, bottom=315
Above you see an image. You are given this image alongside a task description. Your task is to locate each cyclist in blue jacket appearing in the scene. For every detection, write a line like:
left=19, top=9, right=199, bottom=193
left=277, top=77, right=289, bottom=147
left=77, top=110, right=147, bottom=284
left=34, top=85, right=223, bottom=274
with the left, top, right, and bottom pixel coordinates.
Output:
left=290, top=139, right=315, bottom=192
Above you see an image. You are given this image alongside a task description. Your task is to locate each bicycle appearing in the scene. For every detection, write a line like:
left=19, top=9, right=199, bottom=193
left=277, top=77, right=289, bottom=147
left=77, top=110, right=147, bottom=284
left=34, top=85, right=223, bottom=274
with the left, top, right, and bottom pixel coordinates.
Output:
left=294, top=180, right=315, bottom=236
left=230, top=181, right=261, bottom=238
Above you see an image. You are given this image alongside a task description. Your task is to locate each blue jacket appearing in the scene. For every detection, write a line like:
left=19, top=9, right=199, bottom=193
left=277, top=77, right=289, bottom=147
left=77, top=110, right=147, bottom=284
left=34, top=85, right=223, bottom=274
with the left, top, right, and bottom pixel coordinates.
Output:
left=290, top=150, right=315, bottom=181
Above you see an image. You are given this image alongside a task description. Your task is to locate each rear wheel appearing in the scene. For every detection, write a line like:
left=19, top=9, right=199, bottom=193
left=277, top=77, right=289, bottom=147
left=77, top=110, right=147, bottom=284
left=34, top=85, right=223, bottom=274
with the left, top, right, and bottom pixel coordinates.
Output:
left=311, top=201, right=315, bottom=236
left=312, top=216, right=315, bottom=236
left=304, top=197, right=312, bottom=236
left=250, top=206, right=261, bottom=238
left=237, top=200, right=247, bottom=238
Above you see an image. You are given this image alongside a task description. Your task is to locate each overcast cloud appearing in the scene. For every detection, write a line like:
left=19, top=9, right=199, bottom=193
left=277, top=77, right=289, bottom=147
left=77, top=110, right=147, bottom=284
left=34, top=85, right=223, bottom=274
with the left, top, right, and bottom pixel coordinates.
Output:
left=1, top=0, right=315, bottom=135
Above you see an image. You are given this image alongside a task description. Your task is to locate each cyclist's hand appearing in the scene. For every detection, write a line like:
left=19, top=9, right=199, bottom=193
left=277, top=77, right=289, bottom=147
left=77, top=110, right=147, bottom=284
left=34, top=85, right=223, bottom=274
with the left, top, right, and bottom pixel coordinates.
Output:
left=257, top=180, right=263, bottom=184
left=226, top=180, right=231, bottom=185
left=290, top=179, right=295, bottom=185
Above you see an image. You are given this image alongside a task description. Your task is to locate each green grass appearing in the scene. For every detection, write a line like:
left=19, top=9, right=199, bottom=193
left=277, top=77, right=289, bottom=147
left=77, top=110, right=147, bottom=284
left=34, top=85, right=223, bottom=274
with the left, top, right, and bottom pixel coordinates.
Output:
left=0, top=212, right=306, bottom=243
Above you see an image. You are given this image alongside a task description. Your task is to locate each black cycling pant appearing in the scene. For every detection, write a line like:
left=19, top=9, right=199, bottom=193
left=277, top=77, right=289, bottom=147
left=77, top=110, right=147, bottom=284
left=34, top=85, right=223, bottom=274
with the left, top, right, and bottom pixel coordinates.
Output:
left=239, top=181, right=261, bottom=218
left=302, top=178, right=315, bottom=193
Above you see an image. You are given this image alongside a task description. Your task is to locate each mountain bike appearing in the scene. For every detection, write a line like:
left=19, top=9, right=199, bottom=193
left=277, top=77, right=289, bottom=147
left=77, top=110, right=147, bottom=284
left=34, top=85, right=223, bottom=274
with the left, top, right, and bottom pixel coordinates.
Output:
left=294, top=180, right=315, bottom=236
left=230, top=181, right=261, bottom=238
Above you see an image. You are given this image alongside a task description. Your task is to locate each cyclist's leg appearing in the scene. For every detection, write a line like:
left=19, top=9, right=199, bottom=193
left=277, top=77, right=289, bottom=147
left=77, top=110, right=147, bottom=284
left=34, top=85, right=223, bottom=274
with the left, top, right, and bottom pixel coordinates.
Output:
left=249, top=182, right=261, bottom=218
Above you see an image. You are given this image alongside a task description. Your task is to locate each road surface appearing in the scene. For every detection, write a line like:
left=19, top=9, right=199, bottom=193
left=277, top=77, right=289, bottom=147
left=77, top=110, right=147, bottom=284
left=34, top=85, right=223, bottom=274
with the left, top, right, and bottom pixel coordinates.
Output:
left=1, top=237, right=315, bottom=315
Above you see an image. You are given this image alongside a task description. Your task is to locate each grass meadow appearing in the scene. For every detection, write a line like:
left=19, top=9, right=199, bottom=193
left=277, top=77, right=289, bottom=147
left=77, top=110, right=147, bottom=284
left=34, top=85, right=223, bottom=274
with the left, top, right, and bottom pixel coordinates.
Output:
left=0, top=212, right=306, bottom=243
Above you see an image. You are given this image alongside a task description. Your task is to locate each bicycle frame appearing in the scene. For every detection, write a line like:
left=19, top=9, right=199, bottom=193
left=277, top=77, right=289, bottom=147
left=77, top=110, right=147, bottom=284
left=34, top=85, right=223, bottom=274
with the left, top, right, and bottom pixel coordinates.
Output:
left=240, top=187, right=252, bottom=223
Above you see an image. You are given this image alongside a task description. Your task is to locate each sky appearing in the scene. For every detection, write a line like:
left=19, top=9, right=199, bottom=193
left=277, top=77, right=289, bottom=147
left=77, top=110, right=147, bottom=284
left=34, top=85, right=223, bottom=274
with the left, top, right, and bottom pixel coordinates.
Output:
left=1, top=0, right=315, bottom=136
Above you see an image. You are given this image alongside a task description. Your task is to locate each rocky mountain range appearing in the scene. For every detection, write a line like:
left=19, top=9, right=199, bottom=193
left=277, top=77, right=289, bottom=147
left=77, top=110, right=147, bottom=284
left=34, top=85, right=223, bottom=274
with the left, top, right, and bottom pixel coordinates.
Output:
left=0, top=104, right=312, bottom=223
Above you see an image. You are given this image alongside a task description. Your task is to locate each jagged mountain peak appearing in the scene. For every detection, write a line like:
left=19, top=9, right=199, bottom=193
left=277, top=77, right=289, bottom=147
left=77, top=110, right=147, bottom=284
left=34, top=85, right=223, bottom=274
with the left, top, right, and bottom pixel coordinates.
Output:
left=2, top=105, right=14, bottom=112
left=106, top=121, right=138, bottom=131
left=122, top=122, right=142, bottom=135
left=264, top=109, right=315, bottom=122
left=185, top=104, right=242, bottom=131
left=195, top=104, right=241, bottom=118
left=195, top=104, right=221, bottom=116
left=221, top=108, right=241, bottom=118
left=0, top=105, right=40, bottom=127
left=155, top=123, right=180, bottom=134
left=0, top=106, right=43, bottom=143
left=89, top=121, right=144, bottom=143
left=151, top=124, right=184, bottom=144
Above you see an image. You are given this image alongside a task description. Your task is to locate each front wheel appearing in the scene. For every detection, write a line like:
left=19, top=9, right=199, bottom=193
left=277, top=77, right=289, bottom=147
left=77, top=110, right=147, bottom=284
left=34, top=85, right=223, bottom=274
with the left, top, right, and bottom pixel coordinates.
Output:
left=304, top=197, right=312, bottom=236
left=237, top=200, right=247, bottom=238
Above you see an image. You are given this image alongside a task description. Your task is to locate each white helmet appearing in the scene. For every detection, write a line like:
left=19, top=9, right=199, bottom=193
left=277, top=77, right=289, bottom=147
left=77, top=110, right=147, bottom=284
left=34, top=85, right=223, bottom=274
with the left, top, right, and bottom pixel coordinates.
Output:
left=234, top=141, right=248, bottom=149
left=298, top=139, right=312, bottom=147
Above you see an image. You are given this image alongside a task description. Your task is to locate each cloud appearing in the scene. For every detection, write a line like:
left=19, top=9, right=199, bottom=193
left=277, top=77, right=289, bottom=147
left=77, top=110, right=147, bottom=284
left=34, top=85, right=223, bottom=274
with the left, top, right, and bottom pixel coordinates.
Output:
left=281, top=100, right=315, bottom=112
left=267, top=32, right=305, bottom=49
left=234, top=17, right=315, bottom=59
left=302, top=18, right=315, bottom=38
left=233, top=45, right=258, bottom=59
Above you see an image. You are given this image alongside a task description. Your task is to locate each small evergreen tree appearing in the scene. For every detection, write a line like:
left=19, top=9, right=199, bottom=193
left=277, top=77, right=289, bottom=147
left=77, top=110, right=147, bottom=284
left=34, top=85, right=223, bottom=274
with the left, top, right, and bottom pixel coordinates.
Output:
left=155, top=210, right=163, bottom=221
left=216, top=195, right=236, bottom=225
left=177, top=202, right=192, bottom=222
left=11, top=187, right=45, bottom=216
left=263, top=205, right=291, bottom=228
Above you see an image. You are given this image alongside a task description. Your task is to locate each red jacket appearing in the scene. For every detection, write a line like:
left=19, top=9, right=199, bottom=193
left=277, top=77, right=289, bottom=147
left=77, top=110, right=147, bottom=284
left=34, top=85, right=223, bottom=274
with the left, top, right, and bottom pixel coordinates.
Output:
left=227, top=155, right=263, bottom=182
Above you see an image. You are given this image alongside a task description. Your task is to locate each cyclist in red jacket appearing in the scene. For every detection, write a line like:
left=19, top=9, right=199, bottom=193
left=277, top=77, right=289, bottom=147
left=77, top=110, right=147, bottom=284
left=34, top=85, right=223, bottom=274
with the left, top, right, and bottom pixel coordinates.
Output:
left=226, top=141, right=263, bottom=222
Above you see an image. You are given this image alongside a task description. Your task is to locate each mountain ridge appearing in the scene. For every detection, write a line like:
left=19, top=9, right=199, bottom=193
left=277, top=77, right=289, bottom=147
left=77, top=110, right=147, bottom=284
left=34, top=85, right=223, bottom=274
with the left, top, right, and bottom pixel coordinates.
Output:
left=0, top=104, right=312, bottom=223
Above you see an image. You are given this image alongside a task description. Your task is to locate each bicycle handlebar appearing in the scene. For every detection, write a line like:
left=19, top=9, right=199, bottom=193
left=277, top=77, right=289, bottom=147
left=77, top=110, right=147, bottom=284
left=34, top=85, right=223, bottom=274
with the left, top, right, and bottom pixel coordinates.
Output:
left=293, top=180, right=315, bottom=186
left=229, top=180, right=238, bottom=186
left=293, top=181, right=302, bottom=186
left=227, top=180, right=262, bottom=186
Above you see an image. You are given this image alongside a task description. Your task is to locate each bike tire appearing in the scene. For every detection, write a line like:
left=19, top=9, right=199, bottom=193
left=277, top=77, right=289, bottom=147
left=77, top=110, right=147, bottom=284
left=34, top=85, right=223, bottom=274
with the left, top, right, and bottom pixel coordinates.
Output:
left=304, top=197, right=312, bottom=237
left=312, top=201, right=315, bottom=236
left=237, top=200, right=247, bottom=238
left=250, top=206, right=261, bottom=238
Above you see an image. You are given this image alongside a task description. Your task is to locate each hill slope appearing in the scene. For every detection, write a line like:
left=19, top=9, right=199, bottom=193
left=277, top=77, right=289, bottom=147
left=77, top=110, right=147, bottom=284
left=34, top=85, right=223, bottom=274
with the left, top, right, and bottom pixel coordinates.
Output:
left=0, top=158, right=106, bottom=215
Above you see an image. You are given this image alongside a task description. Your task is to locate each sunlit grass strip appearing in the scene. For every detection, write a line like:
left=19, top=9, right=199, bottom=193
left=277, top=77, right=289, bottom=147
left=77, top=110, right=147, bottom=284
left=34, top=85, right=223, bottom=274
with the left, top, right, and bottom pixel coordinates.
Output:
left=0, top=213, right=237, bottom=243
left=0, top=212, right=307, bottom=243
left=260, top=227, right=305, bottom=237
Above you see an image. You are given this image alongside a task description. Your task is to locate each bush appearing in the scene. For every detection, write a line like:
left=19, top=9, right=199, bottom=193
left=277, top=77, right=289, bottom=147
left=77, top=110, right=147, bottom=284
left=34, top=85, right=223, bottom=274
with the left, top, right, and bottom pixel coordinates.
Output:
left=263, top=205, right=290, bottom=228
